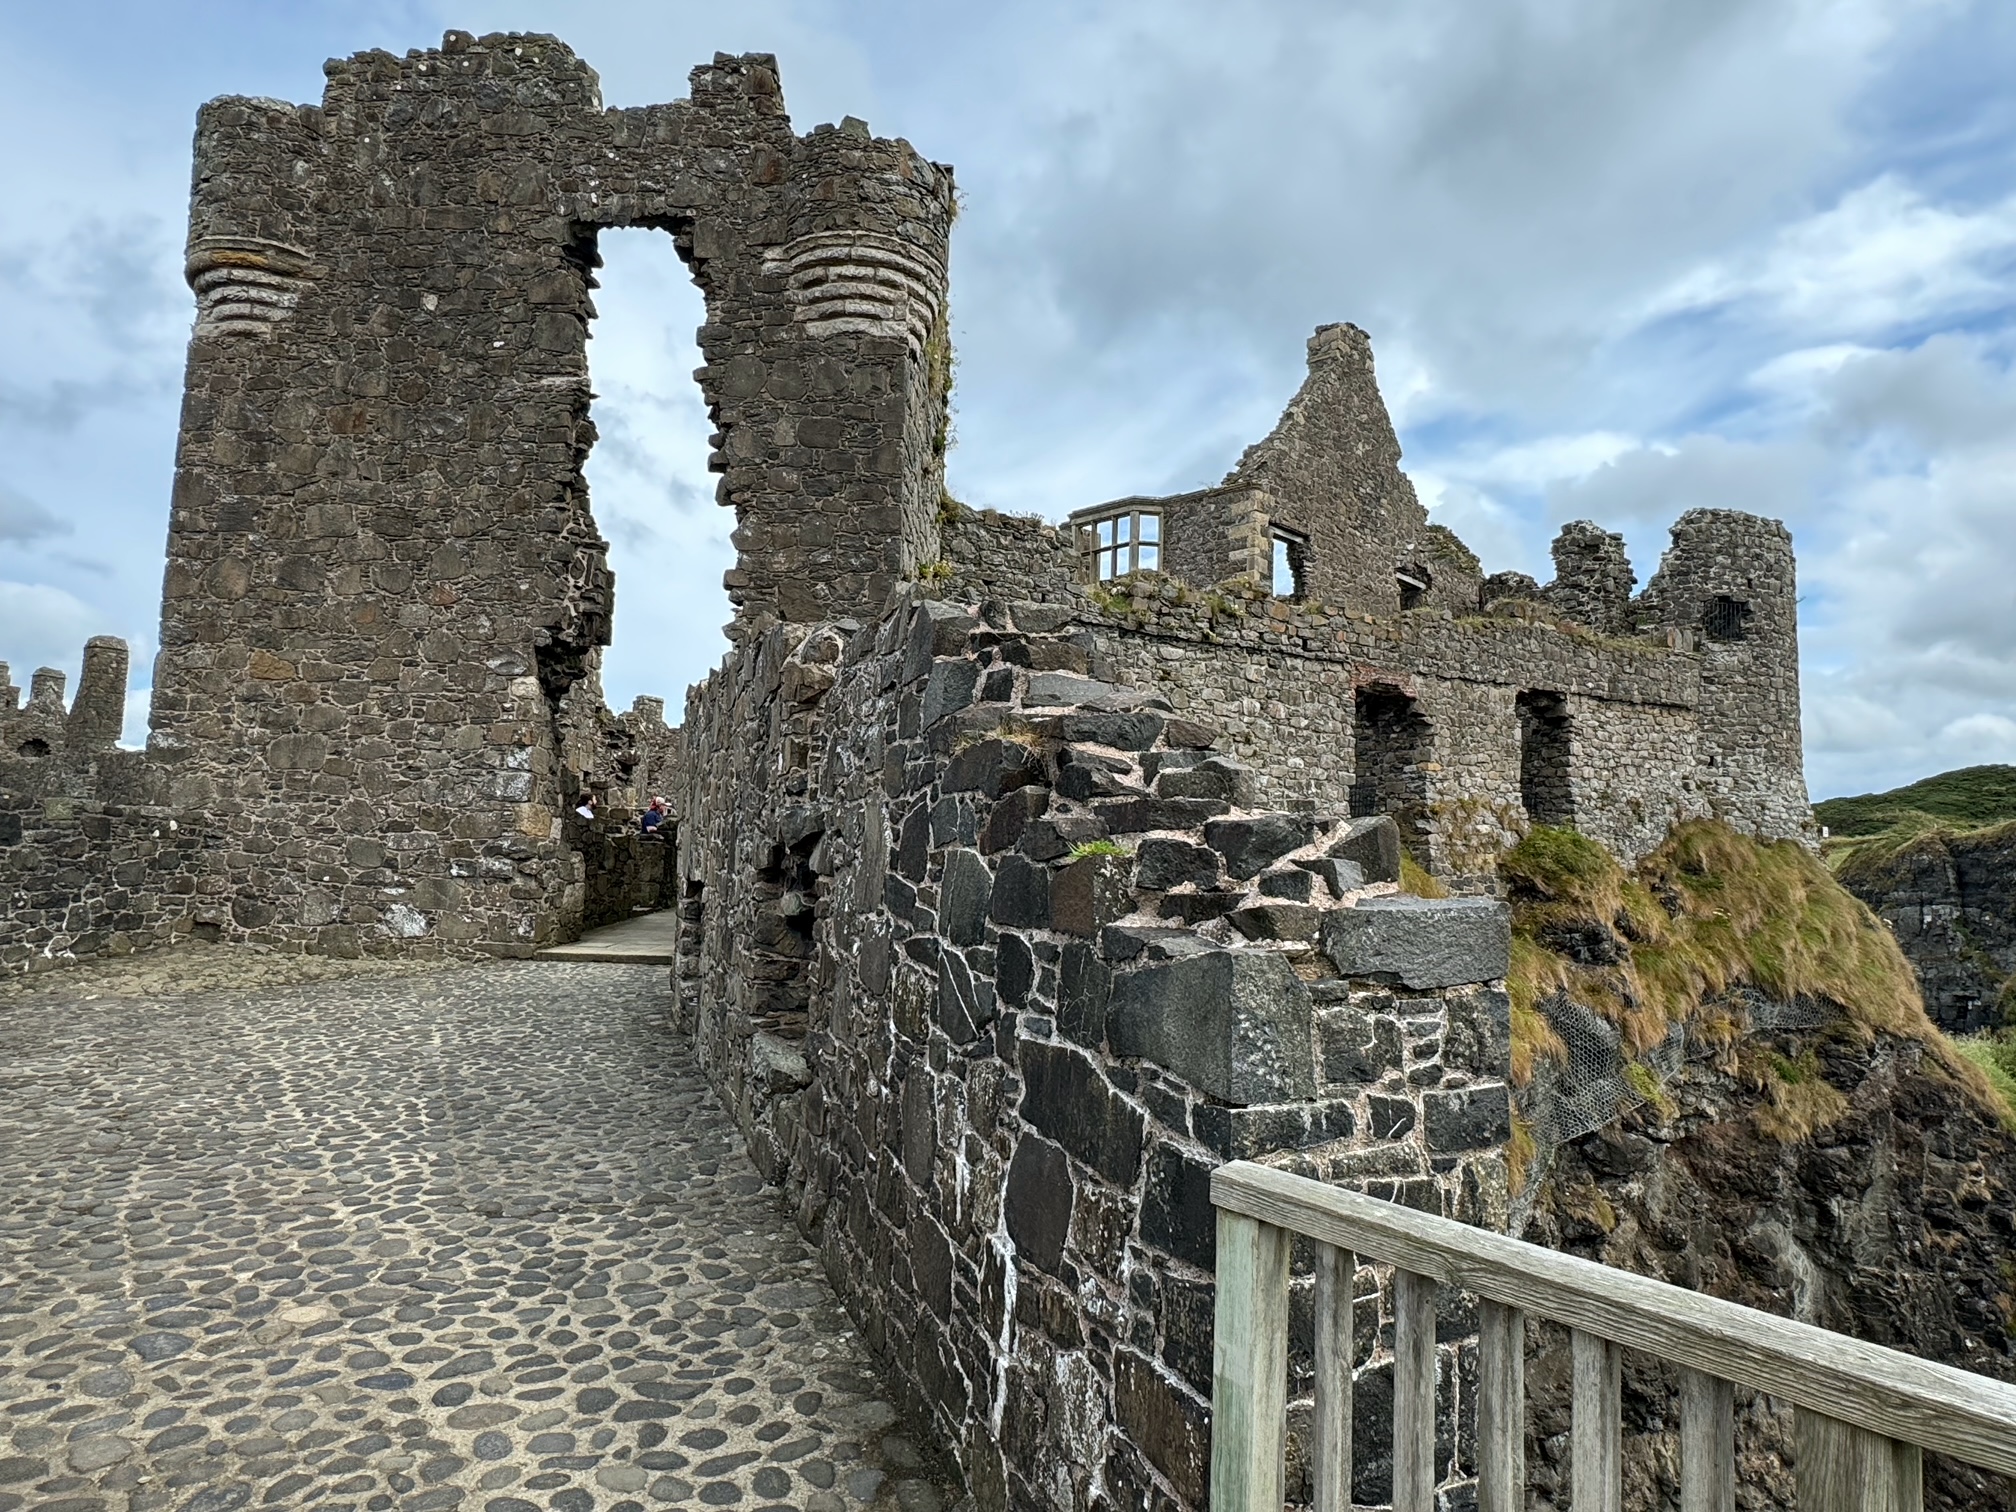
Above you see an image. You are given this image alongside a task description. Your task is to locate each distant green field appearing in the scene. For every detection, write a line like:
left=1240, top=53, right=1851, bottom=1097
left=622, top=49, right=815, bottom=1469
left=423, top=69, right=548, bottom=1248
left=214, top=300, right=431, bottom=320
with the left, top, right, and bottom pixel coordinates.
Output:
left=1814, top=764, right=2016, bottom=837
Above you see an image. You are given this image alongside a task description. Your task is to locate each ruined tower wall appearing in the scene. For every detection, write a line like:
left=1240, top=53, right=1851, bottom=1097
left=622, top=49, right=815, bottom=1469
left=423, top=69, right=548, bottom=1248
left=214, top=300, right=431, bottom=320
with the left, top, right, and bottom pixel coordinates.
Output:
left=1545, top=520, right=1636, bottom=636
left=144, top=35, right=952, bottom=957
left=671, top=591, right=1515, bottom=1512
left=1637, top=509, right=1811, bottom=844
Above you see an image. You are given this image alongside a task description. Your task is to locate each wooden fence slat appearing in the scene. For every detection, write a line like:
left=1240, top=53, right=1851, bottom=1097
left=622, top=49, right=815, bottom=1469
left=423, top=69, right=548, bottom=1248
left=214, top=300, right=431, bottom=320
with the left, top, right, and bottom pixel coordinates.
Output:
left=1210, top=1161, right=2016, bottom=1479
left=1572, top=1328, right=1622, bottom=1512
left=1477, top=1299, right=1524, bottom=1512
left=1394, top=1268, right=1438, bottom=1512
left=1211, top=1209, right=1292, bottom=1512
left=1796, top=1406, right=1925, bottom=1512
left=1312, top=1243, right=1354, bottom=1512
left=1680, top=1367, right=1734, bottom=1512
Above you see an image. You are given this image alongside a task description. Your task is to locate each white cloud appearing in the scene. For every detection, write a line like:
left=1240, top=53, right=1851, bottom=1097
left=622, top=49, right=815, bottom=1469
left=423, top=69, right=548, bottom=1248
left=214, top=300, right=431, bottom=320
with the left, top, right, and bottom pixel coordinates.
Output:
left=1444, top=432, right=1646, bottom=492
left=1937, top=711, right=2016, bottom=761
left=1649, top=175, right=2016, bottom=337
left=1546, top=435, right=1826, bottom=529
left=0, top=581, right=102, bottom=682
left=1, top=0, right=2013, bottom=807
left=583, top=229, right=736, bottom=710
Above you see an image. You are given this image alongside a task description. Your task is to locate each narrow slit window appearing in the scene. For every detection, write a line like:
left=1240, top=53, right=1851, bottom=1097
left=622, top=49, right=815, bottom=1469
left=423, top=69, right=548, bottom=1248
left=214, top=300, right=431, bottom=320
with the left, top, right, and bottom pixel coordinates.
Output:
left=1271, top=526, right=1309, bottom=599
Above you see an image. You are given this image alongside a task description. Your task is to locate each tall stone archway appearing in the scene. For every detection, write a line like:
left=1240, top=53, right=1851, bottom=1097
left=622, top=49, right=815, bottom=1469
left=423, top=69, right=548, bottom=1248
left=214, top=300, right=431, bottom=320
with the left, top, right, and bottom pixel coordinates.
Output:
left=150, top=35, right=955, bottom=954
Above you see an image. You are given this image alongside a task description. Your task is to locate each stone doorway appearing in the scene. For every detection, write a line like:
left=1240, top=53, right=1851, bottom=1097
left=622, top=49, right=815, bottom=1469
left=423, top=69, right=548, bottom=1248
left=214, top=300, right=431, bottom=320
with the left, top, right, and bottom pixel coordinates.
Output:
left=1350, top=684, right=1433, bottom=861
left=1518, top=689, right=1573, bottom=826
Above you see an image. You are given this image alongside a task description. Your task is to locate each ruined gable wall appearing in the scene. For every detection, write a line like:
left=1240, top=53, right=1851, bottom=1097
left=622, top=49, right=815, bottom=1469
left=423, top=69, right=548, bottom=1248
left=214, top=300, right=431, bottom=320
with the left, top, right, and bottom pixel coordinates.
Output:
left=1222, top=323, right=1438, bottom=614
left=143, top=34, right=951, bottom=958
left=672, top=592, right=1516, bottom=1512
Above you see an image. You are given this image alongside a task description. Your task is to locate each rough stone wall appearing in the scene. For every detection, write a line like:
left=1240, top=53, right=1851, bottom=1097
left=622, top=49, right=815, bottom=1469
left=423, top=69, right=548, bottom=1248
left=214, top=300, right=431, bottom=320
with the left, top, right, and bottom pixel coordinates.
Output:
left=1544, top=520, right=1636, bottom=636
left=1218, top=323, right=1438, bottom=614
left=938, top=505, right=1082, bottom=607
left=672, top=592, right=1517, bottom=1512
left=1067, top=579, right=1770, bottom=877
left=0, top=640, right=215, bottom=971
left=138, top=33, right=951, bottom=957
left=1636, top=510, right=1812, bottom=846
left=1146, top=486, right=1272, bottom=590
left=0, top=639, right=128, bottom=761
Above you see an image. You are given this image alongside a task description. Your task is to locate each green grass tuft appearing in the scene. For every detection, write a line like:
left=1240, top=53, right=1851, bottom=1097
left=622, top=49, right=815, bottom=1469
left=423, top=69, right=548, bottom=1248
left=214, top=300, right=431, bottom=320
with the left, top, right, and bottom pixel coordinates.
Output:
left=1952, top=1035, right=2016, bottom=1131
left=1067, top=838, right=1128, bottom=861
left=1497, top=821, right=2003, bottom=1121
left=1398, top=854, right=1448, bottom=899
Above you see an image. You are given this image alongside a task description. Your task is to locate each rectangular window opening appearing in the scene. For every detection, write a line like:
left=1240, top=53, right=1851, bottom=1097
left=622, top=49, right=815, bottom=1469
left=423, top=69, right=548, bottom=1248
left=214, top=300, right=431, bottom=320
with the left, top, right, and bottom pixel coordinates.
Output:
left=1080, top=507, right=1163, bottom=582
left=1703, top=596, right=1751, bottom=642
left=1271, top=526, right=1309, bottom=599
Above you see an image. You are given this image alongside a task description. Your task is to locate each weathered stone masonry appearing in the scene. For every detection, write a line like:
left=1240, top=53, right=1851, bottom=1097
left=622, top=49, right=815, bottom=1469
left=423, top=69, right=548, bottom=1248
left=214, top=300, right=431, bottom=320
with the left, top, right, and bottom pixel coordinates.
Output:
left=2, top=34, right=953, bottom=964
left=0, top=30, right=1822, bottom=1512
left=674, top=595, right=1517, bottom=1510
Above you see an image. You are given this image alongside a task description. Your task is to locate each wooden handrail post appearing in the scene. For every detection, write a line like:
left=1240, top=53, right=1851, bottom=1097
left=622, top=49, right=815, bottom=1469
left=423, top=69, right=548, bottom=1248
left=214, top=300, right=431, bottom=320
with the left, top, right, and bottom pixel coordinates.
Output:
left=1312, top=1243, right=1354, bottom=1512
left=1572, top=1328, right=1622, bottom=1512
left=1477, top=1299, right=1524, bottom=1512
left=1212, top=1208, right=1292, bottom=1512
left=1393, top=1268, right=1437, bottom=1512
left=1680, top=1367, right=1734, bottom=1512
left=1796, top=1406, right=1924, bottom=1512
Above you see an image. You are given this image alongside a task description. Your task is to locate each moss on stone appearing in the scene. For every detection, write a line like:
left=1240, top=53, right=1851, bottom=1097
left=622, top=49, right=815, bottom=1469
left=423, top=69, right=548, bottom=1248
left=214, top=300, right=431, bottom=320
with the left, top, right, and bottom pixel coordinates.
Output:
left=1421, top=521, right=1481, bottom=578
left=1500, top=820, right=2004, bottom=1121
left=1398, top=853, right=1448, bottom=899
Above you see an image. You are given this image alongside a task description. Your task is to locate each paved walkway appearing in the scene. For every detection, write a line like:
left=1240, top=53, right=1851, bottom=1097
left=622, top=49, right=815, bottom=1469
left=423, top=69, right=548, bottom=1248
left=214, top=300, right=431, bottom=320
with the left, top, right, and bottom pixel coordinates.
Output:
left=0, top=957, right=961, bottom=1512
left=536, top=916, right=680, bottom=966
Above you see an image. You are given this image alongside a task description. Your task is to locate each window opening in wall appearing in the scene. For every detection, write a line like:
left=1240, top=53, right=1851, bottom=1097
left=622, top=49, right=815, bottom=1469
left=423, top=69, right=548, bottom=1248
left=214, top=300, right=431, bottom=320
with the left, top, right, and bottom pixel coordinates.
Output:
left=1396, top=563, right=1431, bottom=610
left=751, top=832, right=824, bottom=1043
left=1080, top=507, right=1161, bottom=581
left=1270, top=525, right=1309, bottom=599
left=1349, top=684, right=1433, bottom=860
left=15, top=739, right=48, bottom=760
left=1703, top=595, right=1751, bottom=642
left=1517, top=690, right=1573, bottom=826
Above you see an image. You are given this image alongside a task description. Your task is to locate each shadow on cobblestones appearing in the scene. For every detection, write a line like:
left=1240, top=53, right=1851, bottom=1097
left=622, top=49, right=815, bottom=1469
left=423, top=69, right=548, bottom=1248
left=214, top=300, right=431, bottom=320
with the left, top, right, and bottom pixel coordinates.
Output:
left=0, top=958, right=964, bottom=1512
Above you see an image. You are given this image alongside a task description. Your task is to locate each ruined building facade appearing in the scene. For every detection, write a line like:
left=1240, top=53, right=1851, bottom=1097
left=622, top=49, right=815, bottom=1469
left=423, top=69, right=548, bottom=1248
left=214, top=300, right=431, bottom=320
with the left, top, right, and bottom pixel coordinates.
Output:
left=0, top=34, right=1814, bottom=1512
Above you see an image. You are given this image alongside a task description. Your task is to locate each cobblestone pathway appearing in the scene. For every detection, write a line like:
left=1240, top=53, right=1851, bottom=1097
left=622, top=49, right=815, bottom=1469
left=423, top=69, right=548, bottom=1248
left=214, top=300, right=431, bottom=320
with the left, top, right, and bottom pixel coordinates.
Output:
left=0, top=957, right=963, bottom=1512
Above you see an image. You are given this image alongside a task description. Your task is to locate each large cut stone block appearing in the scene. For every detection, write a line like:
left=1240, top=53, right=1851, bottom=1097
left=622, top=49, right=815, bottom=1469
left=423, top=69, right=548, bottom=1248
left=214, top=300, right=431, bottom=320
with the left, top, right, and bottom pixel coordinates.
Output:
left=1320, top=896, right=1511, bottom=988
left=1328, top=814, right=1401, bottom=883
left=1107, top=947, right=1315, bottom=1105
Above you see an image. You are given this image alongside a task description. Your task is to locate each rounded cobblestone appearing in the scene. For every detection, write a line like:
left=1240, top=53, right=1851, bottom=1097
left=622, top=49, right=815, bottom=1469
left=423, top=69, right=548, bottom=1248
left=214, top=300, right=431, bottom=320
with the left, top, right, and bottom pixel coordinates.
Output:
left=0, top=958, right=964, bottom=1511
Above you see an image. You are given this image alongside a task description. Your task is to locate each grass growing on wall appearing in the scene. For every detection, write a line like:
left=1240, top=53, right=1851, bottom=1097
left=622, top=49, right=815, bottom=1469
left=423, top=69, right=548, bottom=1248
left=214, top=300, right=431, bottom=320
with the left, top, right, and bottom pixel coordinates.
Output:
left=1501, top=820, right=2008, bottom=1126
left=1398, top=854, right=1448, bottom=899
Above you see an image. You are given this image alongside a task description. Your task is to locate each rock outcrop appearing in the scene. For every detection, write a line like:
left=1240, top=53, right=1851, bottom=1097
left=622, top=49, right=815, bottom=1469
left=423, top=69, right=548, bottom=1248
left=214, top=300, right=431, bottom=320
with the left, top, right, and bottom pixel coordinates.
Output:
left=1836, top=822, right=2016, bottom=1033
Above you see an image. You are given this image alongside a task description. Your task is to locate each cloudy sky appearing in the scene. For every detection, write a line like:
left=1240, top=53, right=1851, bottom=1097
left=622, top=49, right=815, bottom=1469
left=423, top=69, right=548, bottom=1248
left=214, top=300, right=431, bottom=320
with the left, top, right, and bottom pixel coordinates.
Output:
left=2, top=1, right=2013, bottom=800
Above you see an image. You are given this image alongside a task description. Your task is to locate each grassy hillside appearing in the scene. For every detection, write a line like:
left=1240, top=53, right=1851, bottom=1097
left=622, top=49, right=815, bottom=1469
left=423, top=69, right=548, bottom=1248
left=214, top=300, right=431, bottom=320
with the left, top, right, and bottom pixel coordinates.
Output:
left=1814, top=764, right=2016, bottom=837
left=1499, top=822, right=2009, bottom=1140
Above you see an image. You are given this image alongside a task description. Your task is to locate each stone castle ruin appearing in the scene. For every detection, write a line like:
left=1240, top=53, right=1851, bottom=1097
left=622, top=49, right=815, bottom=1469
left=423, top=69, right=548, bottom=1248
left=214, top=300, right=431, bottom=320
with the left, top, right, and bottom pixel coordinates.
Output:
left=0, top=33, right=1814, bottom=1512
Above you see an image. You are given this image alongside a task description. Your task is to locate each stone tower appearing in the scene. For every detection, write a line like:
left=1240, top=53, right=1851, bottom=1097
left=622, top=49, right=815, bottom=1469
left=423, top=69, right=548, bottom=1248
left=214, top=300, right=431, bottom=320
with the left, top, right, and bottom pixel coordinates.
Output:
left=148, top=34, right=955, bottom=953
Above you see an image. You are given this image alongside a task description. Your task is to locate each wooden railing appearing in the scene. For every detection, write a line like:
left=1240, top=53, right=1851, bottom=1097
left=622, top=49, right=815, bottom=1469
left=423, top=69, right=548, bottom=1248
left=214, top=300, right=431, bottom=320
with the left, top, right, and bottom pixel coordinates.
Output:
left=1210, top=1160, right=2016, bottom=1512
